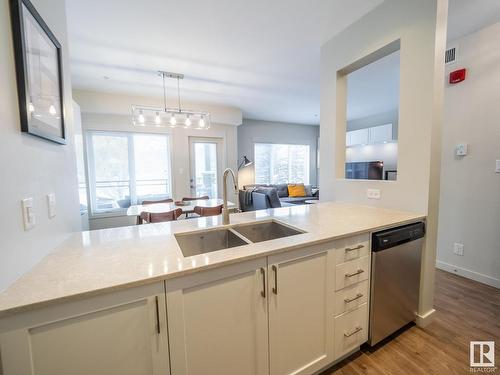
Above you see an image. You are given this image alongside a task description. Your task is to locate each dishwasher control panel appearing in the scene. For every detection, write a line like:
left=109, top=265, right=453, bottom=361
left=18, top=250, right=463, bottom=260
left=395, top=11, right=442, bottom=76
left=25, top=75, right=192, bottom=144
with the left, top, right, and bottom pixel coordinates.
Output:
left=372, top=222, right=425, bottom=251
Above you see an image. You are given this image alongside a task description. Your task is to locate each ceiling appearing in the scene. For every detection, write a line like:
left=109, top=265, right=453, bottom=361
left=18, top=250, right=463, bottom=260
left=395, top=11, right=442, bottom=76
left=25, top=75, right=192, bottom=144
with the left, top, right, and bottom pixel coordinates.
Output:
left=65, top=0, right=500, bottom=125
left=65, top=0, right=383, bottom=125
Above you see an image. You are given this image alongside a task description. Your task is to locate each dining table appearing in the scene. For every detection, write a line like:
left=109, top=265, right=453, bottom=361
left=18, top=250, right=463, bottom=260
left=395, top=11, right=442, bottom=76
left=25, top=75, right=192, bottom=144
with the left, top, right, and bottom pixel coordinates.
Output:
left=126, top=199, right=236, bottom=225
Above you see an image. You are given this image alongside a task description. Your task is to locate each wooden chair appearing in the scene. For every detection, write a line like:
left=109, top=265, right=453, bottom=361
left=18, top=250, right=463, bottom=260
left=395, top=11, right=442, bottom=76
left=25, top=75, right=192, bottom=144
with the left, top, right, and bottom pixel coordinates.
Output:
left=193, top=204, right=223, bottom=217
left=182, top=196, right=209, bottom=217
left=182, top=196, right=209, bottom=202
left=142, top=198, right=173, bottom=205
left=140, top=208, right=183, bottom=224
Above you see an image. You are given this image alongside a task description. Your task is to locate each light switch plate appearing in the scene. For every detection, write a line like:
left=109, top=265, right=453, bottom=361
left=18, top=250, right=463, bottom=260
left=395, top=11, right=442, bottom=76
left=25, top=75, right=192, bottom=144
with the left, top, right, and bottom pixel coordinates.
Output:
left=367, top=188, right=381, bottom=200
left=47, top=193, right=56, bottom=218
left=455, top=143, right=468, bottom=156
left=496, top=160, right=500, bottom=173
left=21, top=197, right=35, bottom=230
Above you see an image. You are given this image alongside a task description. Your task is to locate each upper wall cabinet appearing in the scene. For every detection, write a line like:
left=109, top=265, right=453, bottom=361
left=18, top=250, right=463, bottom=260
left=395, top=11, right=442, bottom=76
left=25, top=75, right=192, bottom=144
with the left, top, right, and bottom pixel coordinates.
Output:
left=368, top=124, right=393, bottom=144
left=346, top=128, right=369, bottom=147
left=346, top=124, right=393, bottom=147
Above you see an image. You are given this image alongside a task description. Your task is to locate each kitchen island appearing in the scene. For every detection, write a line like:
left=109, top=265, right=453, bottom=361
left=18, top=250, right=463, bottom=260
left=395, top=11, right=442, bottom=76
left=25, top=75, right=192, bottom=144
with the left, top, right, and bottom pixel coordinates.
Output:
left=0, top=202, right=425, bottom=375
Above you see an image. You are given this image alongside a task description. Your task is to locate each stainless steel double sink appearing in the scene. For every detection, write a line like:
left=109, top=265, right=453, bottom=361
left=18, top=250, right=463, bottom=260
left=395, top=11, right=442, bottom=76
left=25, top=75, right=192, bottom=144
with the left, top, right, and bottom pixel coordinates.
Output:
left=175, top=220, right=305, bottom=257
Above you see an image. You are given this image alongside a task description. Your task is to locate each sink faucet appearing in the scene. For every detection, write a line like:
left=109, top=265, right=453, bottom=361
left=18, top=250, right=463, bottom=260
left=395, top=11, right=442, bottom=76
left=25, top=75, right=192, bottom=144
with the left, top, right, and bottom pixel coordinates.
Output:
left=222, top=168, right=238, bottom=225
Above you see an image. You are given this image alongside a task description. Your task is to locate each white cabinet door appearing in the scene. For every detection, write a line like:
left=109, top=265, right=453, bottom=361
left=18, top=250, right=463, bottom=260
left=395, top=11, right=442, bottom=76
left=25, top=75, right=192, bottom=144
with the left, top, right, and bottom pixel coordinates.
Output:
left=0, top=283, right=169, bottom=375
left=347, top=128, right=369, bottom=146
left=368, top=124, right=393, bottom=143
left=166, top=258, right=269, bottom=375
left=268, top=245, right=334, bottom=375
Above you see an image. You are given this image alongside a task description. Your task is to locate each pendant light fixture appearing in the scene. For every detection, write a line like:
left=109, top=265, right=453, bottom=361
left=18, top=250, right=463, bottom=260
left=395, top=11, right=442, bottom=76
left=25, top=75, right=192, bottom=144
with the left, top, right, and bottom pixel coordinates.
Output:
left=132, top=71, right=211, bottom=129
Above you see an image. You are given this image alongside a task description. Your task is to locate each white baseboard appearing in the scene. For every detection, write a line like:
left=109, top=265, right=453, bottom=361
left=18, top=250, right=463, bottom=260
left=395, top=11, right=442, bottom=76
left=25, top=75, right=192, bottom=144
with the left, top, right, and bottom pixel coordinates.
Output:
left=416, top=309, right=436, bottom=328
left=436, top=260, right=500, bottom=289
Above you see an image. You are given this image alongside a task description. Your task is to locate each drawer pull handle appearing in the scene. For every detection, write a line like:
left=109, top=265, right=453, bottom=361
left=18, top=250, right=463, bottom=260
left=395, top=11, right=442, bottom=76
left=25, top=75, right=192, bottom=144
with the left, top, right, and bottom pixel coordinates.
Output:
left=345, top=269, right=364, bottom=278
left=345, top=244, right=364, bottom=252
left=344, top=293, right=363, bottom=303
left=344, top=326, right=363, bottom=338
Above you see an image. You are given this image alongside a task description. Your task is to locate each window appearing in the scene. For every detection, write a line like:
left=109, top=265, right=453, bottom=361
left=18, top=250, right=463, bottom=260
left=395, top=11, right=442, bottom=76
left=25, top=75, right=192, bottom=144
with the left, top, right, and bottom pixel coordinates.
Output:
left=254, top=143, right=310, bottom=185
left=74, top=133, right=88, bottom=213
left=87, top=131, right=172, bottom=214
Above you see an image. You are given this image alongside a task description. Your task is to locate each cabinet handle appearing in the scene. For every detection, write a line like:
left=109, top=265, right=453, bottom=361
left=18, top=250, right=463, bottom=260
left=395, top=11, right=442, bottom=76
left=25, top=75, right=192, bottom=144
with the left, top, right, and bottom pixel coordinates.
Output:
left=345, top=244, right=364, bottom=252
left=344, top=293, right=363, bottom=303
left=344, top=326, right=363, bottom=337
left=272, top=265, right=278, bottom=294
left=260, top=268, right=266, bottom=298
left=155, top=296, right=161, bottom=335
left=345, top=269, right=364, bottom=278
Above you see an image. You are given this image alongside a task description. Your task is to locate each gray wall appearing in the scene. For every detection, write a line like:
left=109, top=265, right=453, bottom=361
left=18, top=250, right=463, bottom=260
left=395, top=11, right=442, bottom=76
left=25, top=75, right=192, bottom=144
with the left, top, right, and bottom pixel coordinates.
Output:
left=237, top=119, right=320, bottom=187
left=0, top=0, right=81, bottom=290
left=436, top=22, right=500, bottom=288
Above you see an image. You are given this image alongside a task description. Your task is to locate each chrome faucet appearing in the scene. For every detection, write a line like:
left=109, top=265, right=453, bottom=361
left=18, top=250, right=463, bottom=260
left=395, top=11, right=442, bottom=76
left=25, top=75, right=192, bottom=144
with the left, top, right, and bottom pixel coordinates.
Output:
left=222, top=168, right=238, bottom=225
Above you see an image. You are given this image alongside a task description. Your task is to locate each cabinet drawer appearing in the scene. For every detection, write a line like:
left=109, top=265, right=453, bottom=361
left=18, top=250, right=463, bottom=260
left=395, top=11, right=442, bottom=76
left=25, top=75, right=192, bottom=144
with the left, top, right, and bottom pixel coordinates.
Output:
left=334, top=235, right=369, bottom=265
left=333, top=280, right=368, bottom=316
left=334, top=256, right=369, bottom=291
left=334, top=303, right=368, bottom=360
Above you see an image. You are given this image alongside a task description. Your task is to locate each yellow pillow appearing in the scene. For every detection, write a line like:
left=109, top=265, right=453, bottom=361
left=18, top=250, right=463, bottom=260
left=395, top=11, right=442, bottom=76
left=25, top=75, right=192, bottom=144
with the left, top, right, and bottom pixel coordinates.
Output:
left=288, top=183, right=306, bottom=197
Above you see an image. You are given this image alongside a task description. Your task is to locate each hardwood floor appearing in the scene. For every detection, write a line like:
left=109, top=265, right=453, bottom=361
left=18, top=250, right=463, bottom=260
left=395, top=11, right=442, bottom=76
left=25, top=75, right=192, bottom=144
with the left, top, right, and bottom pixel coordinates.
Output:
left=322, top=269, right=500, bottom=374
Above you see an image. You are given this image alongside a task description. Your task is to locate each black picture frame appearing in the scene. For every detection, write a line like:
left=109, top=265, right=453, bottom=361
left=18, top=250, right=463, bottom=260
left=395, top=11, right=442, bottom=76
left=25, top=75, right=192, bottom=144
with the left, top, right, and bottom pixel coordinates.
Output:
left=10, top=0, right=66, bottom=144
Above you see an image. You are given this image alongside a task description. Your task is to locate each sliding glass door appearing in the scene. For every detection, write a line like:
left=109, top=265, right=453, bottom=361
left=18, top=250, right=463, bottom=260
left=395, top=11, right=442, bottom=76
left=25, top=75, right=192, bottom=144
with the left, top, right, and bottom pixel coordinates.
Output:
left=189, top=137, right=224, bottom=198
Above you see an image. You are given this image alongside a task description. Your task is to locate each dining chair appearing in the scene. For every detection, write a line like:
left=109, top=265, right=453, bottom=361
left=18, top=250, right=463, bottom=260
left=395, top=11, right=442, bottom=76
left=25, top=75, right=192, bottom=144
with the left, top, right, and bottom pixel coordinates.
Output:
left=140, top=208, right=183, bottom=224
left=182, top=196, right=209, bottom=202
left=193, top=204, right=223, bottom=217
left=142, top=198, right=174, bottom=205
left=182, top=196, right=209, bottom=218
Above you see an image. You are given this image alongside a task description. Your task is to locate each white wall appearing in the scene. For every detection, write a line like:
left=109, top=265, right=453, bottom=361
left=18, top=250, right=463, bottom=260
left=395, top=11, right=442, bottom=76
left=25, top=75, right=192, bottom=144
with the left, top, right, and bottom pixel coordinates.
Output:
left=320, top=0, right=448, bottom=322
left=237, top=119, right=320, bottom=187
left=0, top=0, right=81, bottom=290
left=73, top=90, right=239, bottom=230
left=436, top=22, right=500, bottom=288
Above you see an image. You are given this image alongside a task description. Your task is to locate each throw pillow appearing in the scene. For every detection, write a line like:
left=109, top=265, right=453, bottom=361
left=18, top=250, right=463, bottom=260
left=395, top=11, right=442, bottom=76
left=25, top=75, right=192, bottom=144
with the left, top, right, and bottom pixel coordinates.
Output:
left=288, top=183, right=306, bottom=197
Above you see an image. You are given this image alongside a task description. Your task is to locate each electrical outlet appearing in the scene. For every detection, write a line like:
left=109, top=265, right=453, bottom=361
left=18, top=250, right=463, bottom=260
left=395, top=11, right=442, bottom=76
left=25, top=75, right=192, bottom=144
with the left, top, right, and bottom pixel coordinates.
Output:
left=453, top=242, right=464, bottom=256
left=367, top=189, right=381, bottom=199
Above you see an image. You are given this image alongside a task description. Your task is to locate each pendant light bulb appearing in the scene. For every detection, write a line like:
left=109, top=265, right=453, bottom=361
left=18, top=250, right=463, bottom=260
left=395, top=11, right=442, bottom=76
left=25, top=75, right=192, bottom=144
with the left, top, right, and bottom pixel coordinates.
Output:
left=185, top=115, right=191, bottom=127
left=199, top=116, right=205, bottom=128
left=154, top=112, right=161, bottom=125
left=138, top=110, right=145, bottom=124
left=170, top=113, right=177, bottom=126
left=49, top=104, right=56, bottom=115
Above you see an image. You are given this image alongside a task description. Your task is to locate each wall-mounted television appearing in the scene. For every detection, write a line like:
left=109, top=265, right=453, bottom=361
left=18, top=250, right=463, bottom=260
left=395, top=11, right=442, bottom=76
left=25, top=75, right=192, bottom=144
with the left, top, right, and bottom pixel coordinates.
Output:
left=345, top=161, right=384, bottom=180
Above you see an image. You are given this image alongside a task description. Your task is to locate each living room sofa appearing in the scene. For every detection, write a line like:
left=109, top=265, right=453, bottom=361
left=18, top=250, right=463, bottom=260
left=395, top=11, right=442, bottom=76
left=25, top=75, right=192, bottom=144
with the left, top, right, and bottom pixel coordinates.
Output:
left=239, top=184, right=319, bottom=212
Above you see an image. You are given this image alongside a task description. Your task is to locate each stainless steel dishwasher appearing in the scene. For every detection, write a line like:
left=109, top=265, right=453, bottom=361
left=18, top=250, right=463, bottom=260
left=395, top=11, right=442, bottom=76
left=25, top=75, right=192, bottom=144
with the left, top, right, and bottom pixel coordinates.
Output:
left=368, top=222, right=425, bottom=346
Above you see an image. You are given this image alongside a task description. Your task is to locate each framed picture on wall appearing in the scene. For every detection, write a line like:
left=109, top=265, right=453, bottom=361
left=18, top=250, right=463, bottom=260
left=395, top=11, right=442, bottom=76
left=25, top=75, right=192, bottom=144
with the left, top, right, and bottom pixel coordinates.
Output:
left=10, top=0, right=66, bottom=144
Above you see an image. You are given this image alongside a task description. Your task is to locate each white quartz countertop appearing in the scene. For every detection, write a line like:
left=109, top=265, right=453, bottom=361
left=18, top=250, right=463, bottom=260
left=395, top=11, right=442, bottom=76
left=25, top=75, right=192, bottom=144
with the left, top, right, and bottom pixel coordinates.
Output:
left=0, top=202, right=425, bottom=317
